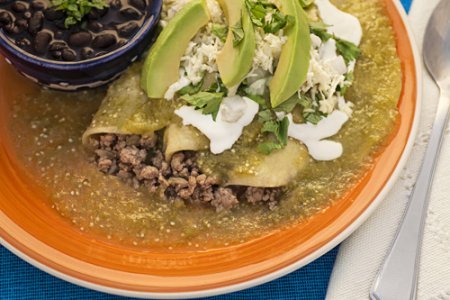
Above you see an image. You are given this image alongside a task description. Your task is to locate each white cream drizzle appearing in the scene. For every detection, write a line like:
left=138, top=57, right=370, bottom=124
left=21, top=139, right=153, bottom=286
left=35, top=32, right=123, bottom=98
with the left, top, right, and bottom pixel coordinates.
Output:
left=287, top=110, right=349, bottom=161
left=315, top=0, right=362, bottom=46
left=175, top=96, right=259, bottom=154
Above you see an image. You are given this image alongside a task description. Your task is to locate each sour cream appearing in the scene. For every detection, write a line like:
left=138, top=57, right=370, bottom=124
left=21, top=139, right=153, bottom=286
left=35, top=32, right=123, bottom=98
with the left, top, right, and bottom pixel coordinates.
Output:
left=175, top=96, right=259, bottom=154
left=287, top=110, right=349, bottom=161
left=315, top=0, right=362, bottom=46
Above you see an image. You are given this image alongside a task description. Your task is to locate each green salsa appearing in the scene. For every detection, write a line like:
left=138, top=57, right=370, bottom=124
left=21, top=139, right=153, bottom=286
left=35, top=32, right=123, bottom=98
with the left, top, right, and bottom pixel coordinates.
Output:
left=7, top=0, right=401, bottom=250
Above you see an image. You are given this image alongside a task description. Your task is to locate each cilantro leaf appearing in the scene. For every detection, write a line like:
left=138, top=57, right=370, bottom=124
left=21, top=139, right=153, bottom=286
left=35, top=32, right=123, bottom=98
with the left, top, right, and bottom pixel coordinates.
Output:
left=212, top=23, right=228, bottom=42
left=304, top=112, right=323, bottom=124
left=51, top=0, right=108, bottom=28
left=181, top=92, right=224, bottom=121
left=258, top=109, right=273, bottom=122
left=245, top=0, right=292, bottom=34
left=310, top=24, right=360, bottom=63
left=310, top=23, right=333, bottom=41
left=231, top=20, right=245, bottom=47
left=297, top=95, right=324, bottom=125
left=207, top=76, right=227, bottom=94
left=258, top=142, right=284, bottom=154
left=339, top=71, right=354, bottom=95
left=258, top=114, right=290, bottom=154
left=177, top=80, right=203, bottom=96
left=274, top=95, right=299, bottom=113
left=298, top=0, right=314, bottom=8
left=335, top=39, right=360, bottom=63
left=247, top=94, right=268, bottom=108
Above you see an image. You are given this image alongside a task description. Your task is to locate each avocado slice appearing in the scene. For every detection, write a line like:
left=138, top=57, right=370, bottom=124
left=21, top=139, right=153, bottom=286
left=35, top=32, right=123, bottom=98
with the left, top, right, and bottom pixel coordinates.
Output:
left=216, top=0, right=256, bottom=88
left=269, top=0, right=311, bottom=107
left=141, top=0, right=210, bottom=98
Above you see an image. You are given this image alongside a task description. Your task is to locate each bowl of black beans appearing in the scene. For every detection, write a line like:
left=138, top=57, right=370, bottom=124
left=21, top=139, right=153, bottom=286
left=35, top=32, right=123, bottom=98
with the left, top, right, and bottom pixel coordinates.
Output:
left=0, top=0, right=161, bottom=91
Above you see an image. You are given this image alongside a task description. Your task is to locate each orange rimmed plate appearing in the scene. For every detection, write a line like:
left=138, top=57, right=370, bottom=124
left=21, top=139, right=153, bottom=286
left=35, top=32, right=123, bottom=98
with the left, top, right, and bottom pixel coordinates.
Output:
left=0, top=0, right=421, bottom=298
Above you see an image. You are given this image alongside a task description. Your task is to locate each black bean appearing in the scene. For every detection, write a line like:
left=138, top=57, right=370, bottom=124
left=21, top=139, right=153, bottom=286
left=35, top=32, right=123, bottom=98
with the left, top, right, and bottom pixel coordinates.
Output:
left=117, top=39, right=127, bottom=47
left=4, top=24, right=19, bottom=34
left=11, top=2, right=28, bottom=13
left=33, top=30, right=52, bottom=54
left=30, top=1, right=46, bottom=10
left=15, top=19, right=28, bottom=30
left=110, top=0, right=122, bottom=9
left=0, top=11, right=12, bottom=28
left=120, top=7, right=142, bottom=20
left=69, top=31, right=92, bottom=47
left=49, top=41, right=66, bottom=52
left=54, top=30, right=63, bottom=39
left=28, top=11, right=44, bottom=34
left=51, top=50, right=62, bottom=59
left=62, top=48, right=76, bottom=61
left=128, top=0, right=146, bottom=10
left=23, top=11, right=31, bottom=19
left=80, top=47, right=94, bottom=59
left=54, top=20, right=66, bottom=30
left=118, top=21, right=139, bottom=38
left=44, top=8, right=64, bottom=21
left=92, top=33, right=117, bottom=49
left=87, top=20, right=103, bottom=32
left=87, top=7, right=108, bottom=20
left=16, top=37, right=31, bottom=48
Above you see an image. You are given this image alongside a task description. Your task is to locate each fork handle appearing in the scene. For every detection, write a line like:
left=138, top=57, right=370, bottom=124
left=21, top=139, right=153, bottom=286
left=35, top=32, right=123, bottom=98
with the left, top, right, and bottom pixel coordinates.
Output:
left=370, top=90, right=450, bottom=300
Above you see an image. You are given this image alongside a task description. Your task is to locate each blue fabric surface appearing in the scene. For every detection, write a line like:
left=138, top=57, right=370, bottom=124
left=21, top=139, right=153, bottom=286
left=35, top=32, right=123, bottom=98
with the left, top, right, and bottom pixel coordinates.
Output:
left=0, top=1, right=412, bottom=299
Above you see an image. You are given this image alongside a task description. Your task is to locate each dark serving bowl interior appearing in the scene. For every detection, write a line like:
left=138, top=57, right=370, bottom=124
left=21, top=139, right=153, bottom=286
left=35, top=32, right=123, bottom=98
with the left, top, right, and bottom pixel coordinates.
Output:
left=0, top=0, right=162, bottom=91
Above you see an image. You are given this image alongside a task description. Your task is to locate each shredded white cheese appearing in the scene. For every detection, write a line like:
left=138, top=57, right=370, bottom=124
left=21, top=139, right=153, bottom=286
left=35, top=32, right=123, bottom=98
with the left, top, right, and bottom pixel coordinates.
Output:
left=162, top=0, right=224, bottom=99
left=252, top=29, right=287, bottom=74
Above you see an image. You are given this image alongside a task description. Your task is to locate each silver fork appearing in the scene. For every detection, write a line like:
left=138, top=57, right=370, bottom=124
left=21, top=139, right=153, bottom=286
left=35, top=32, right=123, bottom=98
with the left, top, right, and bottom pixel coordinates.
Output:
left=370, top=0, right=450, bottom=299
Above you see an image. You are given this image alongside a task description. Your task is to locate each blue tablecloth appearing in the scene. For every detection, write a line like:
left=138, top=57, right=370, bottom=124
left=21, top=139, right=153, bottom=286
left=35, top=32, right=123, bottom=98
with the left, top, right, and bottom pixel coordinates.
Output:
left=0, top=1, right=412, bottom=299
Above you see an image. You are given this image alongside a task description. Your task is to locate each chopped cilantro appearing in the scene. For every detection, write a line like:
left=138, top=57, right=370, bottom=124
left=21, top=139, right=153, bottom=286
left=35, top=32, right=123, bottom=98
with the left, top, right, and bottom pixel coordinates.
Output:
left=310, top=24, right=361, bottom=63
left=257, top=109, right=290, bottom=154
left=245, top=0, right=293, bottom=34
left=258, top=142, right=284, bottom=154
left=51, top=0, right=108, bottom=28
left=212, top=23, right=228, bottom=42
left=207, top=76, right=227, bottom=94
left=274, top=95, right=300, bottom=113
left=247, top=94, right=268, bottom=108
left=339, top=71, right=354, bottom=95
left=181, top=92, right=224, bottom=121
left=298, top=0, right=314, bottom=8
left=298, top=95, right=324, bottom=125
left=335, top=39, right=360, bottom=63
left=177, top=80, right=203, bottom=96
left=231, top=20, right=245, bottom=47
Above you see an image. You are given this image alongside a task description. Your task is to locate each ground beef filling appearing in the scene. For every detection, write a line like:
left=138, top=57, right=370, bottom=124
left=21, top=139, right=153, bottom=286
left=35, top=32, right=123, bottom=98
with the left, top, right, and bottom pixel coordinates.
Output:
left=89, top=134, right=282, bottom=211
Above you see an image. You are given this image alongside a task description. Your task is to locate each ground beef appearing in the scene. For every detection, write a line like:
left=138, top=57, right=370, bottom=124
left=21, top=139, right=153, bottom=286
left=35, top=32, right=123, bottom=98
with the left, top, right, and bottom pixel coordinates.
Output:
left=90, top=134, right=281, bottom=211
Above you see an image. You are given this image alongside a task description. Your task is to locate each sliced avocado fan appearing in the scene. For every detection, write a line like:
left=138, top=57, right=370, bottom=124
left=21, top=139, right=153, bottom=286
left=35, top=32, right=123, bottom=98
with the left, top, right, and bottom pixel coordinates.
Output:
left=216, top=0, right=256, bottom=88
left=269, top=0, right=311, bottom=108
left=141, top=0, right=210, bottom=99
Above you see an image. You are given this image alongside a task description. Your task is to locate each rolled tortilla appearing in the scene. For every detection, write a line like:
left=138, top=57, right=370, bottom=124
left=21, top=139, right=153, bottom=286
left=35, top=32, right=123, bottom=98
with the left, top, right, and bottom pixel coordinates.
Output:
left=164, top=123, right=209, bottom=159
left=82, top=64, right=177, bottom=145
left=226, top=140, right=309, bottom=188
left=83, top=64, right=308, bottom=188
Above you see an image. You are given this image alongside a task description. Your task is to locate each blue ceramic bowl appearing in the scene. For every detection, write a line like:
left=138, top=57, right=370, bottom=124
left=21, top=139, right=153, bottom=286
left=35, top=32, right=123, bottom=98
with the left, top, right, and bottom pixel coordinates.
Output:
left=0, top=0, right=162, bottom=91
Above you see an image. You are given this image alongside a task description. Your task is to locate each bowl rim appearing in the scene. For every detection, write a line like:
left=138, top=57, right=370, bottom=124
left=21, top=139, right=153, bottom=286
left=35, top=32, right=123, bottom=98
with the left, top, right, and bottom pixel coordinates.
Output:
left=0, top=0, right=162, bottom=70
left=0, top=0, right=422, bottom=298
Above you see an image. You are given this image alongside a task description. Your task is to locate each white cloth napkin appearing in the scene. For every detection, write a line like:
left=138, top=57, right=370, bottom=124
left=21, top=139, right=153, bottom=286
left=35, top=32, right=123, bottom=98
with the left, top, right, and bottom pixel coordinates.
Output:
left=326, top=0, right=450, bottom=299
